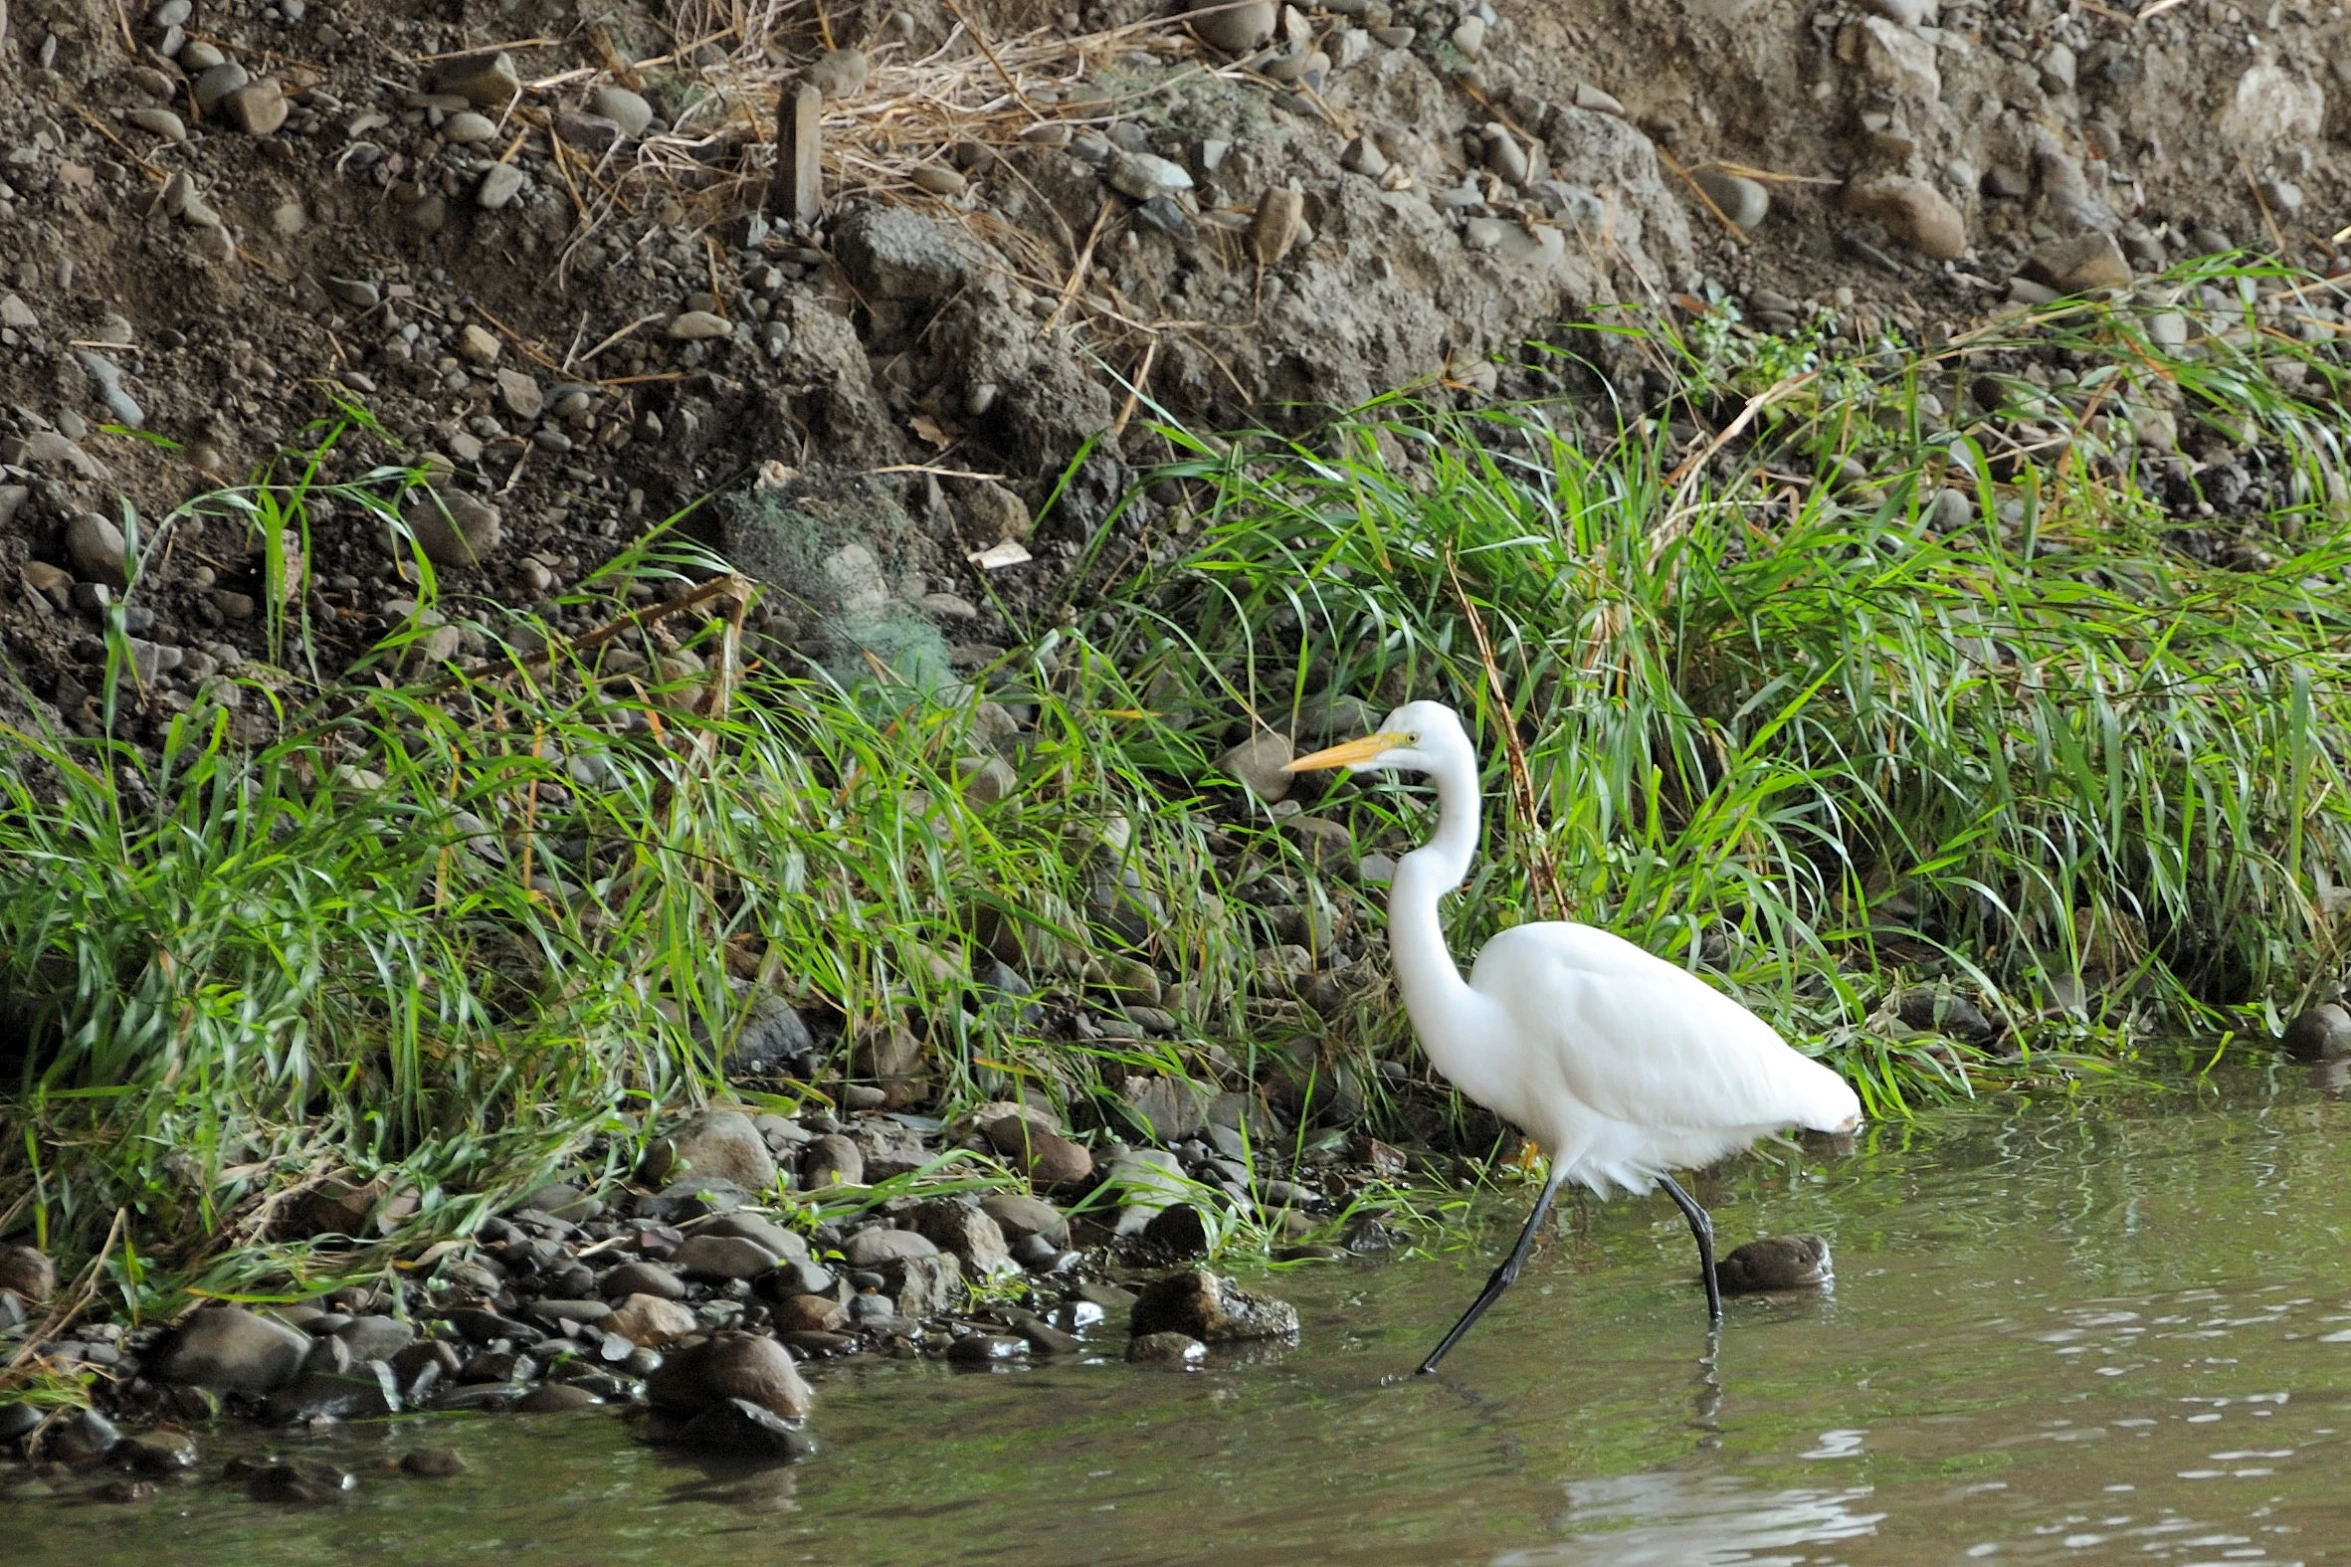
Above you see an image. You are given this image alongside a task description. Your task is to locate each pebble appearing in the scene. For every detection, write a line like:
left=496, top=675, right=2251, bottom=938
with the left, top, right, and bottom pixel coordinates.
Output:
left=1194, top=1, right=1276, bottom=53
left=459, top=323, right=502, bottom=364
left=1107, top=150, right=1194, bottom=200
left=600, top=1260, right=686, bottom=1300
left=223, top=80, right=288, bottom=136
left=65, top=512, right=129, bottom=587
left=1449, top=14, right=1488, bottom=54
left=2021, top=232, right=2132, bottom=294
left=589, top=85, right=654, bottom=138
left=401, top=489, right=503, bottom=567
left=1693, top=166, right=1769, bottom=230
left=911, top=165, right=966, bottom=196
left=126, top=107, right=187, bottom=141
left=667, top=309, right=732, bottom=340
left=0, top=1245, right=55, bottom=1301
left=841, top=1227, right=939, bottom=1266
left=1250, top=186, right=1305, bottom=265
left=1217, top=731, right=1295, bottom=802
left=605, top=1292, right=698, bottom=1345
left=946, top=1334, right=1028, bottom=1365
left=192, top=61, right=248, bottom=113
left=443, top=111, right=497, bottom=144
left=434, top=51, right=520, bottom=106
left=476, top=163, right=525, bottom=210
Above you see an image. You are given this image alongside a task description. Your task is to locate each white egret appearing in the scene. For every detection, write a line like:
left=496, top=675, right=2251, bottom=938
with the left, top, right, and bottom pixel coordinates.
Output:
left=1283, top=700, right=1862, bottom=1373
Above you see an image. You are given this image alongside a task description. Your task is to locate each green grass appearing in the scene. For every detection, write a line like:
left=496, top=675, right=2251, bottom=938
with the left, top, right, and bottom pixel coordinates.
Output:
left=4, top=258, right=2349, bottom=1331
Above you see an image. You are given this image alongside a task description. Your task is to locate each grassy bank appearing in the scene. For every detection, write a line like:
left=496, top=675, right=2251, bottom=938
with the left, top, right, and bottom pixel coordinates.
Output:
left=6, top=258, right=2351, bottom=1330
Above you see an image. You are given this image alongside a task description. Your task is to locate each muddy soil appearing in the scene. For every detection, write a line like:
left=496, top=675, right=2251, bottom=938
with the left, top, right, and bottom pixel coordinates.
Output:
left=0, top=0, right=2342, bottom=728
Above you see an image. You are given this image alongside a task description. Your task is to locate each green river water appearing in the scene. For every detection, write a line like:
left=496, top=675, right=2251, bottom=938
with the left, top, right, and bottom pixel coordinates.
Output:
left=15, top=1069, right=2351, bottom=1566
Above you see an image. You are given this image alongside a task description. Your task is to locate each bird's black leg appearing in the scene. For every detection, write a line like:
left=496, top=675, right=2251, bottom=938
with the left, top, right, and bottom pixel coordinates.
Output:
left=1417, top=1167, right=1569, bottom=1375
left=1658, top=1175, right=1723, bottom=1324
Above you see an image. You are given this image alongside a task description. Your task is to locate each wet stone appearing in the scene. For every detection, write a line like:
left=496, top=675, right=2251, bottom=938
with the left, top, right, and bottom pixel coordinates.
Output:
left=399, top=1446, right=467, bottom=1477
left=2282, top=1003, right=2351, bottom=1062
left=245, top=1458, right=355, bottom=1503
left=1126, top=1331, right=1207, bottom=1366
left=947, top=1333, right=1028, bottom=1365
left=600, top=1260, right=685, bottom=1300
left=1129, top=1269, right=1299, bottom=1342
left=119, top=1430, right=200, bottom=1472
left=1714, top=1234, right=1833, bottom=1293
left=514, top=1382, right=601, bottom=1413
left=157, top=1307, right=311, bottom=1394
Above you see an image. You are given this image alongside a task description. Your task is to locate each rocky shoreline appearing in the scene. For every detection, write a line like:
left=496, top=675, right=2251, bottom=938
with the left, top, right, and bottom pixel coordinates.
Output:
left=0, top=1096, right=1353, bottom=1501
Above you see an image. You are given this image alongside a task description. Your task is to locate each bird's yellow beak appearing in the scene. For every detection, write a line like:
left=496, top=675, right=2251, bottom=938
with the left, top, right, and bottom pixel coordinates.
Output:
left=1283, top=732, right=1405, bottom=773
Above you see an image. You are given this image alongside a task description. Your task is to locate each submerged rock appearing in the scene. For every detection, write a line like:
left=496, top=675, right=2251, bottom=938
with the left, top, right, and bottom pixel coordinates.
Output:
left=2281, top=1003, right=2351, bottom=1062
left=1129, top=1269, right=1299, bottom=1342
left=1714, top=1235, right=1833, bottom=1294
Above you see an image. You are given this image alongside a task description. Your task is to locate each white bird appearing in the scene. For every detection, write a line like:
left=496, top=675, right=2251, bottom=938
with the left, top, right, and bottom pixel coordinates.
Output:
left=1283, top=700, right=1862, bottom=1373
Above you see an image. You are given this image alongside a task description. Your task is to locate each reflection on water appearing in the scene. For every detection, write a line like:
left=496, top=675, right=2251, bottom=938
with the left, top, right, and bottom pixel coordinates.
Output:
left=12, top=1073, right=2351, bottom=1567
left=1501, top=1473, right=1884, bottom=1566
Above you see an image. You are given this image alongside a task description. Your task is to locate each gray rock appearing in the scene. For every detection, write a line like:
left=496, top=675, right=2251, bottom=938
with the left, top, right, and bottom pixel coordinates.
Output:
left=400, top=489, right=502, bottom=567
left=2021, top=232, right=2132, bottom=295
left=47, top=1408, right=119, bottom=1462
left=1126, top=1331, right=1207, bottom=1365
left=1107, top=150, right=1194, bottom=201
left=1715, top=1234, right=1833, bottom=1293
left=555, top=111, right=623, bottom=152
left=192, top=61, right=249, bottom=113
left=589, top=85, right=653, bottom=138
left=878, top=1251, right=964, bottom=1317
left=841, top=1226, right=937, bottom=1266
left=1692, top=167, right=1768, bottom=230
left=433, top=52, right=520, bottom=106
left=646, top=1330, right=813, bottom=1418
left=978, top=1194, right=1067, bottom=1244
left=1193, top=0, right=1275, bottom=53
left=120, top=1430, right=199, bottom=1472
left=643, top=1108, right=777, bottom=1192
left=514, top=1382, right=600, bottom=1413
left=947, top=1333, right=1027, bottom=1364
left=265, top=1356, right=400, bottom=1421
left=1450, top=14, right=1488, bottom=53
left=333, top=1316, right=415, bottom=1361
left=906, top=1201, right=1013, bottom=1276
left=599, top=1260, right=686, bottom=1300
left=2283, top=1002, right=2351, bottom=1062
left=1218, top=731, right=1295, bottom=803
left=673, top=1397, right=816, bottom=1458
left=476, top=163, right=526, bottom=210
left=157, top=1307, right=311, bottom=1393
left=831, top=204, right=973, bottom=304
left=800, top=1133, right=863, bottom=1189
left=443, top=111, right=497, bottom=144
left=400, top=1446, right=467, bottom=1477
left=691, top=1211, right=810, bottom=1262
left=669, top=1233, right=782, bottom=1280
left=1927, top=489, right=1975, bottom=532
left=1129, top=1269, right=1299, bottom=1342
left=66, top=512, right=129, bottom=587
left=666, top=310, right=730, bottom=342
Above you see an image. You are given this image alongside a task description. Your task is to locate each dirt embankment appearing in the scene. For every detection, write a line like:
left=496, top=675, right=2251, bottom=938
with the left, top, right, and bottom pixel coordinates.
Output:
left=0, top=0, right=2344, bottom=725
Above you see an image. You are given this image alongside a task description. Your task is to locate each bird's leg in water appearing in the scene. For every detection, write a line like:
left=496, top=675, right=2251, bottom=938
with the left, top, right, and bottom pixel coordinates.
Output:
left=1416, top=1167, right=1569, bottom=1374
left=1658, top=1175, right=1724, bottom=1323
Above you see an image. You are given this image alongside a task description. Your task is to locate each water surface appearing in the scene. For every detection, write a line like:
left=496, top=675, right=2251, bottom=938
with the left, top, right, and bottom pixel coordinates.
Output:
left=18, top=1074, right=2351, bottom=1566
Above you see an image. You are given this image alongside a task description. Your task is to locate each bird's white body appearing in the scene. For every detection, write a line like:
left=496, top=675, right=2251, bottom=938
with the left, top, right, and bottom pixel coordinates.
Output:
left=1447, top=921, right=1859, bottom=1194
left=1284, top=700, right=1863, bottom=1365
left=1299, top=699, right=1861, bottom=1191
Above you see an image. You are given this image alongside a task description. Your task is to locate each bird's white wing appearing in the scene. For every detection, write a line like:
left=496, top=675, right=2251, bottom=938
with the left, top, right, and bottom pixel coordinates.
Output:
left=1468, top=922, right=1860, bottom=1135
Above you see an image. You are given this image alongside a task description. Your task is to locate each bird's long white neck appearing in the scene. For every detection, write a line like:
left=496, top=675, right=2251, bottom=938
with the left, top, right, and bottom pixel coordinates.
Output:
left=1387, top=752, right=1490, bottom=1057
